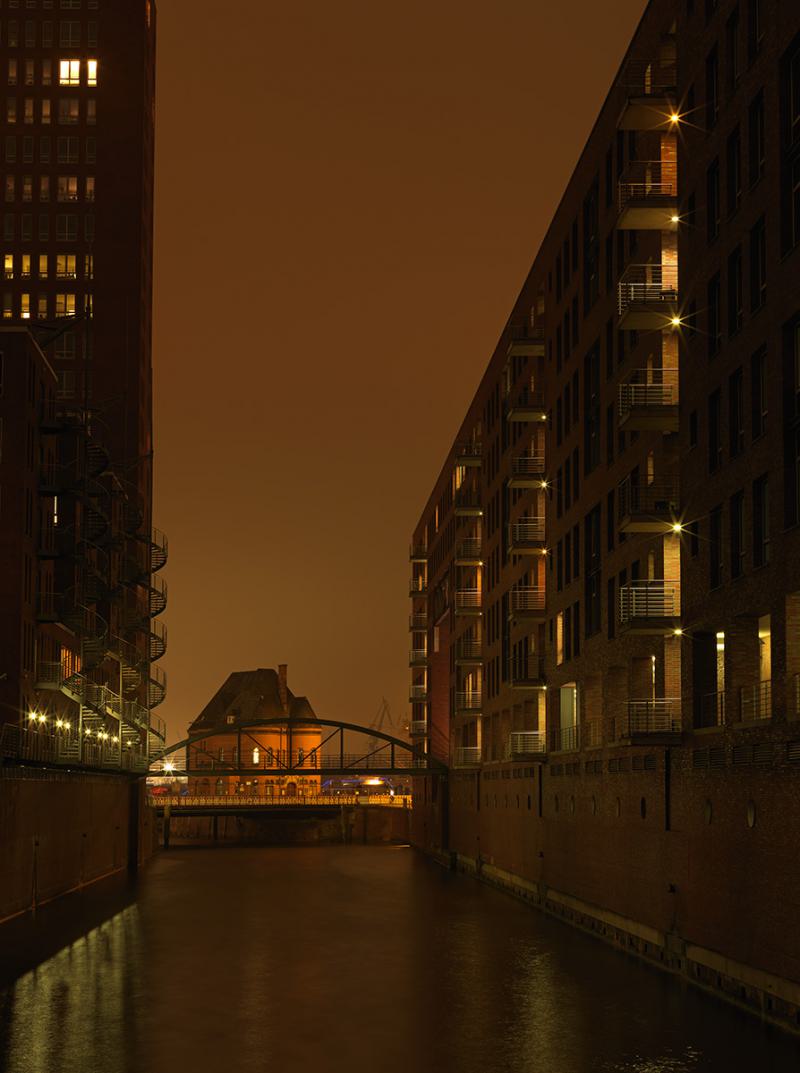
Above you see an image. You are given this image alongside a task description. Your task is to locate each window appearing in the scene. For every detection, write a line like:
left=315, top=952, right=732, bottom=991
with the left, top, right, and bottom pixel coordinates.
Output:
left=59, top=22, right=81, bottom=47
left=56, top=136, right=79, bottom=163
left=730, top=491, right=745, bottom=578
left=753, top=474, right=770, bottom=566
left=708, top=273, right=721, bottom=358
left=57, top=175, right=78, bottom=201
left=41, top=99, right=51, bottom=125
left=727, top=246, right=743, bottom=335
left=707, top=158, right=720, bottom=241
left=38, top=213, right=48, bottom=241
left=751, top=346, right=767, bottom=437
left=726, top=7, right=740, bottom=92
left=87, top=60, right=98, bottom=87
left=583, top=342, right=601, bottom=475
left=584, top=504, right=602, bottom=638
left=710, top=506, right=723, bottom=588
left=726, top=126, right=741, bottom=215
left=39, top=254, right=48, bottom=279
left=706, top=46, right=719, bottom=130
left=3, top=255, right=12, bottom=281
left=85, top=177, right=95, bottom=202
left=782, top=40, right=800, bottom=252
left=750, top=216, right=766, bottom=311
left=40, top=176, right=49, bottom=201
left=4, top=176, right=14, bottom=203
left=56, top=254, right=76, bottom=279
left=55, top=214, right=77, bottom=241
left=86, top=99, right=96, bottom=125
left=23, top=97, right=33, bottom=124
left=37, top=295, right=48, bottom=320
left=729, top=367, right=744, bottom=457
left=55, top=293, right=76, bottom=317
left=583, top=179, right=599, bottom=313
left=24, top=60, right=34, bottom=88
left=42, top=60, right=52, bottom=87
left=58, top=59, right=80, bottom=86
left=39, top=136, right=50, bottom=163
left=748, top=90, right=765, bottom=186
left=747, top=0, right=763, bottom=62
left=4, top=137, right=16, bottom=164
left=7, top=60, right=17, bottom=86
left=6, top=98, right=17, bottom=124
left=58, top=97, right=79, bottom=125
left=708, top=389, right=722, bottom=472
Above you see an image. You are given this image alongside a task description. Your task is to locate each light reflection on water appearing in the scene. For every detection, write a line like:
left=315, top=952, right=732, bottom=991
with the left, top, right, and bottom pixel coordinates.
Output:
left=0, top=847, right=797, bottom=1073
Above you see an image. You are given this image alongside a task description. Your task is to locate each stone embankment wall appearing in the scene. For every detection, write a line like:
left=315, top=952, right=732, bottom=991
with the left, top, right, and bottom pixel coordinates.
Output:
left=167, top=805, right=411, bottom=846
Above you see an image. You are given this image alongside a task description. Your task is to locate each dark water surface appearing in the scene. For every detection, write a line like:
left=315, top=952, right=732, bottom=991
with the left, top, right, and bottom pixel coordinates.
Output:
left=0, top=846, right=797, bottom=1073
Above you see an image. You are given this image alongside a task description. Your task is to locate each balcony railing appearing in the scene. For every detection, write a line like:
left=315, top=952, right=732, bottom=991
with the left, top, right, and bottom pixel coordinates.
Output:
left=740, top=681, right=771, bottom=722
left=454, top=488, right=482, bottom=514
left=510, top=453, right=545, bottom=480
left=409, top=613, right=427, bottom=631
left=618, top=375, right=678, bottom=420
left=409, top=577, right=428, bottom=597
left=506, top=731, right=546, bottom=757
left=700, top=690, right=725, bottom=728
left=410, top=719, right=428, bottom=737
left=454, top=589, right=481, bottom=614
left=453, top=746, right=481, bottom=767
left=618, top=160, right=677, bottom=211
left=409, top=648, right=428, bottom=666
left=549, top=724, right=579, bottom=752
left=409, top=684, right=428, bottom=702
left=506, top=379, right=547, bottom=421
left=455, top=442, right=482, bottom=465
left=622, top=57, right=677, bottom=97
left=617, top=477, right=679, bottom=529
left=455, top=537, right=482, bottom=562
left=618, top=264, right=678, bottom=325
left=409, top=543, right=428, bottom=562
left=619, top=580, right=679, bottom=623
left=508, top=655, right=545, bottom=687
left=509, top=587, right=545, bottom=616
left=624, top=699, right=681, bottom=735
left=454, top=639, right=482, bottom=663
left=508, top=517, right=545, bottom=551
left=506, top=325, right=545, bottom=357
left=455, top=691, right=482, bottom=712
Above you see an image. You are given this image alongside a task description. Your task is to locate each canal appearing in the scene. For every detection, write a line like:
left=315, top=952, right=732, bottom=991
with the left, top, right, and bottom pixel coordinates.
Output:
left=0, top=846, right=796, bottom=1073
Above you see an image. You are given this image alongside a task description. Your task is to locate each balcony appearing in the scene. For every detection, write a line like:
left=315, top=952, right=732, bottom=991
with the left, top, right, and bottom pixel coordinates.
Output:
left=454, top=639, right=482, bottom=666
left=455, top=442, right=482, bottom=467
left=618, top=55, right=677, bottom=130
left=410, top=719, right=428, bottom=738
left=409, top=647, right=428, bottom=667
left=506, top=731, right=546, bottom=758
left=409, top=683, right=428, bottom=703
left=453, top=746, right=481, bottom=767
left=409, top=543, right=427, bottom=563
left=619, top=580, right=679, bottom=634
left=618, top=477, right=679, bottom=533
left=618, top=372, right=679, bottom=431
left=617, top=160, right=678, bottom=230
left=455, top=691, right=482, bottom=714
left=454, top=488, right=482, bottom=517
left=508, top=517, right=545, bottom=553
left=617, top=264, right=678, bottom=330
left=454, top=538, right=482, bottom=565
left=740, top=681, right=771, bottom=723
left=454, top=589, right=481, bottom=616
left=409, top=613, right=427, bottom=632
left=506, top=325, right=544, bottom=358
left=508, top=655, right=545, bottom=688
left=509, top=586, right=546, bottom=619
left=506, top=380, right=547, bottom=423
left=409, top=577, right=428, bottom=598
left=549, top=724, right=579, bottom=752
left=621, top=699, right=681, bottom=739
left=507, top=453, right=546, bottom=488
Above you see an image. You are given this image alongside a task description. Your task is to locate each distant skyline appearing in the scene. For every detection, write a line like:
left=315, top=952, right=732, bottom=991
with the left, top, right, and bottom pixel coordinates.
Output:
left=153, top=0, right=648, bottom=741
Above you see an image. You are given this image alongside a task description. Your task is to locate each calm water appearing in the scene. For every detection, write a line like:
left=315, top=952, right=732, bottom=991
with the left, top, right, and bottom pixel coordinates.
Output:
left=0, top=846, right=797, bottom=1073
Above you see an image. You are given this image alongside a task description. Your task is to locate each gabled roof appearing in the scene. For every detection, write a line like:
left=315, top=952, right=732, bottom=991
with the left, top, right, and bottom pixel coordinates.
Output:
left=188, top=668, right=317, bottom=734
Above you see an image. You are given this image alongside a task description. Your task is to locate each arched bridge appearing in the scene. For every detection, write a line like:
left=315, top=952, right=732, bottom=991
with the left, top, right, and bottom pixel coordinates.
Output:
left=148, top=717, right=445, bottom=780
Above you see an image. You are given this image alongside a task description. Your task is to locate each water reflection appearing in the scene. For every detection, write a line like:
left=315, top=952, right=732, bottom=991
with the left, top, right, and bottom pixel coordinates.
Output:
left=0, top=847, right=797, bottom=1073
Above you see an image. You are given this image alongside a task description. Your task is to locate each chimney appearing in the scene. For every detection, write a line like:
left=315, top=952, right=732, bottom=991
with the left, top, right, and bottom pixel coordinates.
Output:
left=278, top=664, right=288, bottom=714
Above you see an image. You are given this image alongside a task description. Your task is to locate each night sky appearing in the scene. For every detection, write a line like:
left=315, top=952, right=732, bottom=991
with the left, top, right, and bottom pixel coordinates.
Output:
left=153, top=0, right=647, bottom=742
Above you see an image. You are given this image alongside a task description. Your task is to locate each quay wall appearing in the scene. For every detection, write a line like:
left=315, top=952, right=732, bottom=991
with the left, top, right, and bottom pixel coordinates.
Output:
left=166, top=804, right=411, bottom=846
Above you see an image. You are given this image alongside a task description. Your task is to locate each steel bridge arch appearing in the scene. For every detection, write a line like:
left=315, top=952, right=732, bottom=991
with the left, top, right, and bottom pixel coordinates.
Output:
left=148, top=717, right=446, bottom=778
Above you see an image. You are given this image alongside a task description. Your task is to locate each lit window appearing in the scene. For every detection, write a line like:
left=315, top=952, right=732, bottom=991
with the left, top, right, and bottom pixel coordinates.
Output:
left=24, top=61, right=34, bottom=87
left=7, top=98, right=17, bottom=124
left=37, top=295, right=48, bottom=320
left=39, top=176, right=49, bottom=201
left=84, top=253, right=93, bottom=279
left=56, top=254, right=75, bottom=279
left=23, top=98, right=33, bottom=124
left=58, top=98, right=79, bottom=125
left=41, top=99, right=51, bottom=124
left=39, top=254, right=49, bottom=279
left=3, top=255, right=13, bottom=280
left=42, top=60, right=52, bottom=86
left=21, top=293, right=31, bottom=319
left=59, top=59, right=80, bottom=86
left=7, top=60, right=17, bottom=86
left=87, top=60, right=97, bottom=87
left=22, top=175, right=32, bottom=201
left=57, top=175, right=78, bottom=202
left=4, top=176, right=14, bottom=202
left=252, top=747, right=260, bottom=765
left=20, top=255, right=31, bottom=279
left=55, top=293, right=76, bottom=317
left=85, top=176, right=95, bottom=202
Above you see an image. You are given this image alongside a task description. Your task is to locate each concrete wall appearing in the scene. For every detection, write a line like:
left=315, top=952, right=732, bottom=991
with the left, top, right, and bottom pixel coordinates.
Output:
left=0, top=772, right=157, bottom=924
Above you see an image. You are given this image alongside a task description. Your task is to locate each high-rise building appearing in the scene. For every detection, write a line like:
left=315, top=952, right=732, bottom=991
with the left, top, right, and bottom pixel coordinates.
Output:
left=0, top=0, right=166, bottom=770
left=410, top=0, right=800, bottom=1031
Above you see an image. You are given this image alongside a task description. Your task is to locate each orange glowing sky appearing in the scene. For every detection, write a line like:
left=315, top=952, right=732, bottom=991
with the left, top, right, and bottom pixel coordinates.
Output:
left=153, top=0, right=647, bottom=741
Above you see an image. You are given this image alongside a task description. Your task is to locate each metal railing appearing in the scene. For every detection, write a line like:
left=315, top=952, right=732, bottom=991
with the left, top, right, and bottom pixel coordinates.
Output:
left=701, top=690, right=726, bottom=727
left=740, top=681, right=771, bottom=722
left=148, top=794, right=411, bottom=809
left=409, top=543, right=428, bottom=561
left=455, top=442, right=482, bottom=461
left=619, top=580, right=679, bottom=622
left=508, top=655, right=544, bottom=685
left=409, top=613, right=427, bottom=631
left=622, top=58, right=677, bottom=96
left=409, top=683, right=428, bottom=702
left=511, top=454, right=545, bottom=478
left=509, top=518, right=545, bottom=546
left=510, top=587, right=545, bottom=614
left=453, top=746, right=481, bottom=767
left=624, top=699, right=680, bottom=734
left=151, top=527, right=169, bottom=572
left=454, top=488, right=482, bottom=511
left=454, top=589, right=481, bottom=613
left=618, top=375, right=678, bottom=417
left=454, top=639, right=482, bottom=662
left=618, top=263, right=679, bottom=317
left=506, top=731, right=546, bottom=757
left=617, top=477, right=679, bottom=519
left=153, top=750, right=434, bottom=773
left=618, top=160, right=677, bottom=211
left=549, top=724, right=579, bottom=752
left=410, top=719, right=428, bottom=737
left=455, top=690, right=482, bottom=711
left=409, top=577, right=428, bottom=596
left=150, top=619, right=168, bottom=661
left=409, top=648, right=428, bottom=665
left=455, top=537, right=482, bottom=560
left=1, top=722, right=149, bottom=772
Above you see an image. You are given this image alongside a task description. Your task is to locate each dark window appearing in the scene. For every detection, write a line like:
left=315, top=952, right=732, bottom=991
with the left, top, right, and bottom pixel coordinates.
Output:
left=749, top=215, right=766, bottom=311
left=573, top=523, right=580, bottom=578
left=556, top=397, right=563, bottom=445
left=605, top=234, right=614, bottom=295
left=605, top=318, right=614, bottom=380
left=730, top=490, right=745, bottom=578
left=780, top=38, right=800, bottom=252
left=572, top=294, right=579, bottom=346
left=727, top=246, right=743, bottom=335
left=605, top=147, right=614, bottom=206
left=572, top=447, right=580, bottom=502
left=748, top=90, right=765, bottom=186
left=751, top=346, right=767, bottom=437
left=707, top=158, right=720, bottom=241
left=709, top=506, right=723, bottom=588
left=726, top=125, right=741, bottom=215
left=607, top=577, right=615, bottom=640
left=782, top=318, right=800, bottom=527
left=726, top=7, right=740, bottom=92
left=708, top=389, right=722, bottom=472
left=753, top=474, right=770, bottom=566
left=572, top=370, right=579, bottom=422
left=747, top=0, right=763, bottom=62
left=689, top=409, right=698, bottom=448
left=583, top=179, right=600, bottom=313
left=729, top=367, right=744, bottom=457
left=606, top=403, right=614, bottom=466
left=607, top=490, right=615, bottom=551
left=583, top=342, right=601, bottom=475
left=584, top=504, right=602, bottom=638
left=708, top=273, right=721, bottom=357
left=706, top=46, right=719, bottom=130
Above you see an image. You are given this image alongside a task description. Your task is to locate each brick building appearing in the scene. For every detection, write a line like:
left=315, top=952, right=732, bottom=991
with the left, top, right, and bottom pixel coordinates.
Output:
left=0, top=1, right=166, bottom=770
left=410, top=0, right=800, bottom=1032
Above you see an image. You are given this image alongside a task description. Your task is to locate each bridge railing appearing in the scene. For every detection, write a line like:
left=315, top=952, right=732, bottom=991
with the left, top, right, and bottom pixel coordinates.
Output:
left=153, top=750, right=435, bottom=774
left=148, top=793, right=412, bottom=808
